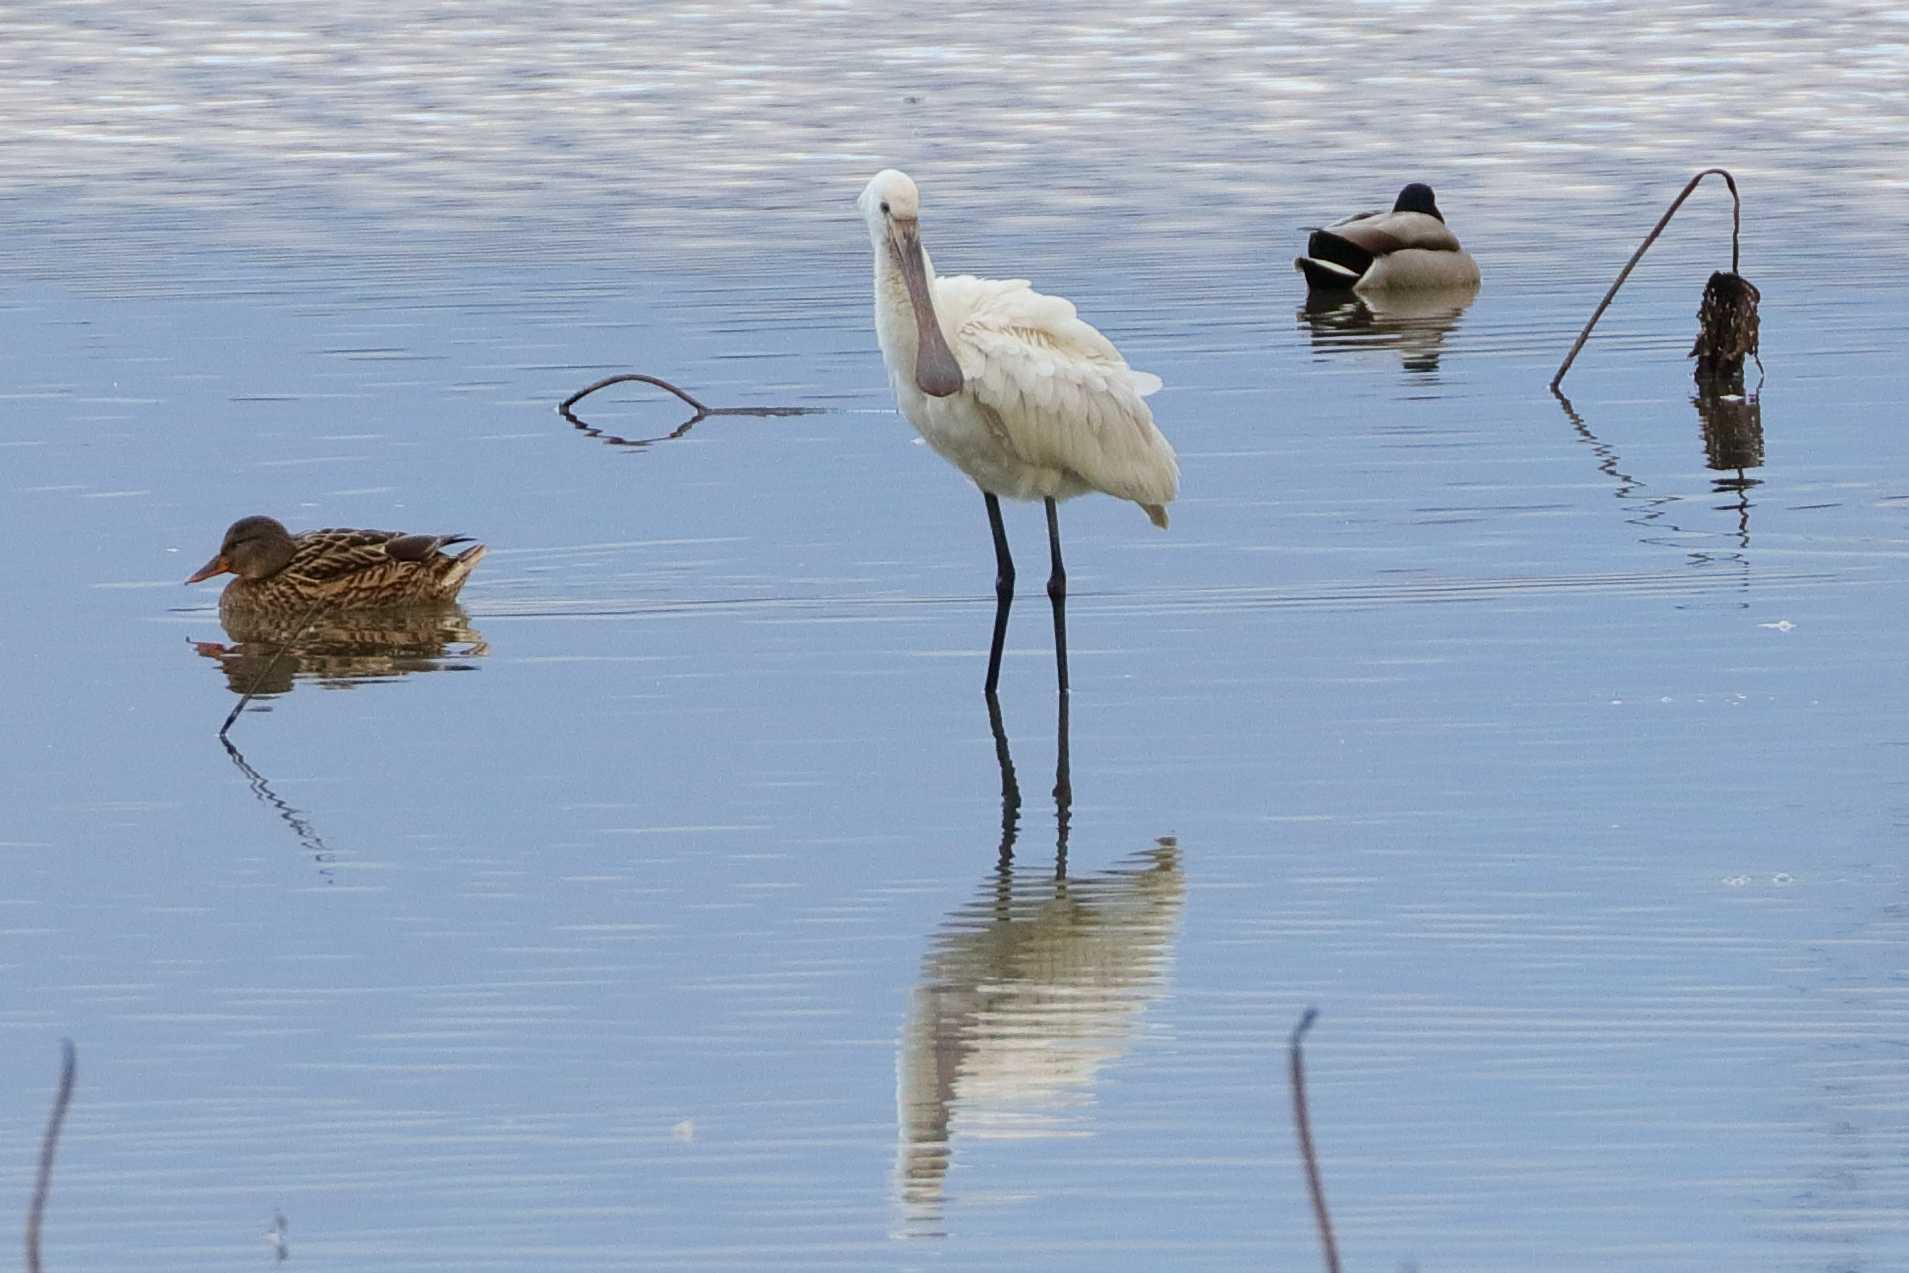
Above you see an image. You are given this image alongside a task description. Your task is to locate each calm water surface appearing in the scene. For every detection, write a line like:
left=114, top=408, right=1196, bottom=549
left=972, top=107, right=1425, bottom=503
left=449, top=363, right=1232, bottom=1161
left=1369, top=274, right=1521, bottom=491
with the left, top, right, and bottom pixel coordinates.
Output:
left=3, top=3, right=1909, bottom=1270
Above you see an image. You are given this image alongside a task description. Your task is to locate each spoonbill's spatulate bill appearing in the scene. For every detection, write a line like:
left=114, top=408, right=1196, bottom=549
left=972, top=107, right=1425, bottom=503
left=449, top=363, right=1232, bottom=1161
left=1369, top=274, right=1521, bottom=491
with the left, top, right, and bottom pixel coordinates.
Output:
left=857, top=168, right=1179, bottom=695
left=1295, top=182, right=1481, bottom=293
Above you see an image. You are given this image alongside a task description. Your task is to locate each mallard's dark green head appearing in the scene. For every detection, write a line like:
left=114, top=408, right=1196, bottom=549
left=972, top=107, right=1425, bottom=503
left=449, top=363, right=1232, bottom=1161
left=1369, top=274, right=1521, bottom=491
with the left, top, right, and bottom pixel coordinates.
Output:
left=1393, top=182, right=1443, bottom=221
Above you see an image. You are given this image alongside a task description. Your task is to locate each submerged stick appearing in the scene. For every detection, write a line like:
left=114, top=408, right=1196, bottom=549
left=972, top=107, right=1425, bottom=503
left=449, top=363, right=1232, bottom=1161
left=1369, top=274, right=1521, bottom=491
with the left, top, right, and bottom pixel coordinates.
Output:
left=26, top=1039, right=76, bottom=1273
left=219, top=600, right=327, bottom=738
left=1551, top=167, right=1743, bottom=391
left=1289, top=1008, right=1341, bottom=1273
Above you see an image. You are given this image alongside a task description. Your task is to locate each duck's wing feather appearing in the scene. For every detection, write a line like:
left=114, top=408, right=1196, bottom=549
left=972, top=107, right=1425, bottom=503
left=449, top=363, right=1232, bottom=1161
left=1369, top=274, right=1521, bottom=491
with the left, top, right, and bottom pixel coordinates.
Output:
left=385, top=532, right=476, bottom=562
left=934, top=275, right=1177, bottom=512
left=288, top=528, right=466, bottom=584
left=1322, top=209, right=1463, bottom=256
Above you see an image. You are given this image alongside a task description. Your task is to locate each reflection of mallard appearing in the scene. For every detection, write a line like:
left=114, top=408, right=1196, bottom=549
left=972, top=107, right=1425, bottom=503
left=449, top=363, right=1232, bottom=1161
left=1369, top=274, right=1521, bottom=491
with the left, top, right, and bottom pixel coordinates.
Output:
left=1299, top=287, right=1477, bottom=374
left=193, top=608, right=487, bottom=696
left=896, top=838, right=1184, bottom=1223
left=186, top=516, right=485, bottom=616
left=1295, top=183, right=1481, bottom=293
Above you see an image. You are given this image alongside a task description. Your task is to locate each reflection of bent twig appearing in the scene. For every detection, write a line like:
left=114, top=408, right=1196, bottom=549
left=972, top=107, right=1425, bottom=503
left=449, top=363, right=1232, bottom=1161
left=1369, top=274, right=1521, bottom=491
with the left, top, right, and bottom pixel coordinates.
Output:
left=27, top=1039, right=76, bottom=1273
left=558, top=372, right=824, bottom=450
left=1555, top=386, right=1758, bottom=562
left=1289, top=1008, right=1340, bottom=1273
left=1552, top=167, right=1744, bottom=390
left=563, top=408, right=709, bottom=450
left=222, top=737, right=338, bottom=882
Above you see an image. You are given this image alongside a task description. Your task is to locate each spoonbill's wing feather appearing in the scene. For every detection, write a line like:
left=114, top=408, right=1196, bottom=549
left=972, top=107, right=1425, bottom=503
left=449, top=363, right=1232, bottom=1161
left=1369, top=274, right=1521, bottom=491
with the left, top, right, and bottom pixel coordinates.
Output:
left=934, top=275, right=1178, bottom=515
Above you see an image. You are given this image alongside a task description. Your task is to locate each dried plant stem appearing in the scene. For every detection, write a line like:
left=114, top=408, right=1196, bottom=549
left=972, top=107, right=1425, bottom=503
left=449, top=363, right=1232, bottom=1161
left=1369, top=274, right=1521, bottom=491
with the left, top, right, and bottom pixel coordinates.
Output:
left=26, top=1039, right=76, bottom=1273
left=219, top=601, right=327, bottom=738
left=1551, top=167, right=1742, bottom=390
left=1289, top=1008, right=1341, bottom=1273
left=561, top=373, right=710, bottom=414
left=559, top=372, right=823, bottom=428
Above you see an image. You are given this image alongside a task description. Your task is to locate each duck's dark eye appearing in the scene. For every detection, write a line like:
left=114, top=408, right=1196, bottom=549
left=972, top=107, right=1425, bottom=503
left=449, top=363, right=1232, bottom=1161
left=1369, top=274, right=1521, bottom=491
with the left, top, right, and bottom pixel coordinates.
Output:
left=880, top=201, right=891, bottom=214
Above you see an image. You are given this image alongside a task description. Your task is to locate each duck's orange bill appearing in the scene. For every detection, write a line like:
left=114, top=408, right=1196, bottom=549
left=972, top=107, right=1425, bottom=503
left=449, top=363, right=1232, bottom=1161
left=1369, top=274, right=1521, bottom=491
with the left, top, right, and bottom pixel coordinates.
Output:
left=185, top=554, right=230, bottom=584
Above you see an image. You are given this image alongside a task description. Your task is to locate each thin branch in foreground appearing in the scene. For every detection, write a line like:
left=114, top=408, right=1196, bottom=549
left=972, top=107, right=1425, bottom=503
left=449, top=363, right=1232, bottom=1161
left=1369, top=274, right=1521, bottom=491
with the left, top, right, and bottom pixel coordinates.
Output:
left=219, top=600, right=327, bottom=739
left=1551, top=167, right=1746, bottom=391
left=1289, top=1008, right=1341, bottom=1273
left=26, top=1039, right=76, bottom=1273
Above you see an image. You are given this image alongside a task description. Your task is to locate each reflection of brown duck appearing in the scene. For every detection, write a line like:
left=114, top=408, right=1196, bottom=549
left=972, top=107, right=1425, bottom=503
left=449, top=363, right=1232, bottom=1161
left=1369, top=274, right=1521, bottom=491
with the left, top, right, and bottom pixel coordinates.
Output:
left=186, top=516, right=485, bottom=617
left=896, top=838, right=1184, bottom=1222
left=1298, top=286, right=1477, bottom=374
left=193, top=608, right=488, bottom=696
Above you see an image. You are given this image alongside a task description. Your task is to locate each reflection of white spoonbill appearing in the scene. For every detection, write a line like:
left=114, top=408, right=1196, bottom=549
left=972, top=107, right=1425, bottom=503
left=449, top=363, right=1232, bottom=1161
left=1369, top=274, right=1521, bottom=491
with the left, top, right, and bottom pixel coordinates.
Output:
left=857, top=169, right=1179, bottom=695
left=895, top=838, right=1185, bottom=1226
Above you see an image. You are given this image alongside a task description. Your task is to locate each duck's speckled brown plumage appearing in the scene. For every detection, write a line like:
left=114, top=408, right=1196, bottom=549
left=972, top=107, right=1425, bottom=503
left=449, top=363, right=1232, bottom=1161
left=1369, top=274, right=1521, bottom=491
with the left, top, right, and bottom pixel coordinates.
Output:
left=187, top=516, right=486, bottom=616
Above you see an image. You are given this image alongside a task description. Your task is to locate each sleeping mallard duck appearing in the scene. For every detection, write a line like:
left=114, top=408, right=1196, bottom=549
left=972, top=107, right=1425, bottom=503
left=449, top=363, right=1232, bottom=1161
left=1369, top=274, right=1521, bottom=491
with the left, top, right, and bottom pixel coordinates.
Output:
left=185, top=515, right=485, bottom=615
left=1295, top=183, right=1480, bottom=293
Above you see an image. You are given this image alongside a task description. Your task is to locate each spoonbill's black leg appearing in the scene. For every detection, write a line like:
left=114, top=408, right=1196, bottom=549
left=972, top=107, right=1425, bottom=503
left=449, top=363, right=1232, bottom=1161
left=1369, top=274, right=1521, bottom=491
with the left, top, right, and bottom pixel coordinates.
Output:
left=984, top=492, right=1015, bottom=695
left=1044, top=497, right=1068, bottom=694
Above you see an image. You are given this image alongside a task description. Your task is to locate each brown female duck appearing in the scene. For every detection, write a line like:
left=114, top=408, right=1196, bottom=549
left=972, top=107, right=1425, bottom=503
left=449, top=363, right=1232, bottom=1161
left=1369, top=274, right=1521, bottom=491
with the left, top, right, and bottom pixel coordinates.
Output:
left=185, top=515, right=486, bottom=614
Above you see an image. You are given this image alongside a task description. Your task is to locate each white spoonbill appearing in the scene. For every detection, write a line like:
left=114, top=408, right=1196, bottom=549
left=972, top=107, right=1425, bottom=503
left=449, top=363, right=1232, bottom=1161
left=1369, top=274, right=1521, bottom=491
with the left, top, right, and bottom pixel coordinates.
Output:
left=857, top=169, right=1179, bottom=695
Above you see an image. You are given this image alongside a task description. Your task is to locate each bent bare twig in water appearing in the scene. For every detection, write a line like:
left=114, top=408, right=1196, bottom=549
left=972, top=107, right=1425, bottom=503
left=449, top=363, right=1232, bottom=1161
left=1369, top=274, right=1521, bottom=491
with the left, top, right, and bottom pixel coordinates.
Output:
left=560, top=372, right=822, bottom=418
left=558, top=373, right=824, bottom=448
left=1552, top=167, right=1746, bottom=391
left=561, top=373, right=713, bottom=414
left=219, top=600, right=327, bottom=739
left=1289, top=1008, right=1341, bottom=1273
left=26, top=1039, right=76, bottom=1273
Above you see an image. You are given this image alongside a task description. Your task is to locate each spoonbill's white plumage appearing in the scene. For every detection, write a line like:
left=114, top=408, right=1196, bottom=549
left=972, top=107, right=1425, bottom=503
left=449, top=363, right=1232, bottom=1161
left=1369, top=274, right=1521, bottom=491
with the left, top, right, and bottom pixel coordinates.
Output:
left=857, top=168, right=1179, bottom=694
left=1295, top=182, right=1481, bottom=293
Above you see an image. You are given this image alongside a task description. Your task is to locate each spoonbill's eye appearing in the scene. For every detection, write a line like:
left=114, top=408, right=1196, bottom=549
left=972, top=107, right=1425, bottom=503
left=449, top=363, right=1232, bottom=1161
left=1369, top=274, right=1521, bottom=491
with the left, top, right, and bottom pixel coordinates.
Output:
left=880, top=201, right=891, bottom=214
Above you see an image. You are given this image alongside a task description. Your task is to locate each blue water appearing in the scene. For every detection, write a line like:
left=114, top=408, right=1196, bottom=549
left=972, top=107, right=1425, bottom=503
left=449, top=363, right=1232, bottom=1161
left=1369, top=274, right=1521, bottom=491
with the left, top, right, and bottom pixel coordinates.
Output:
left=4, top=4, right=1909, bottom=1270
